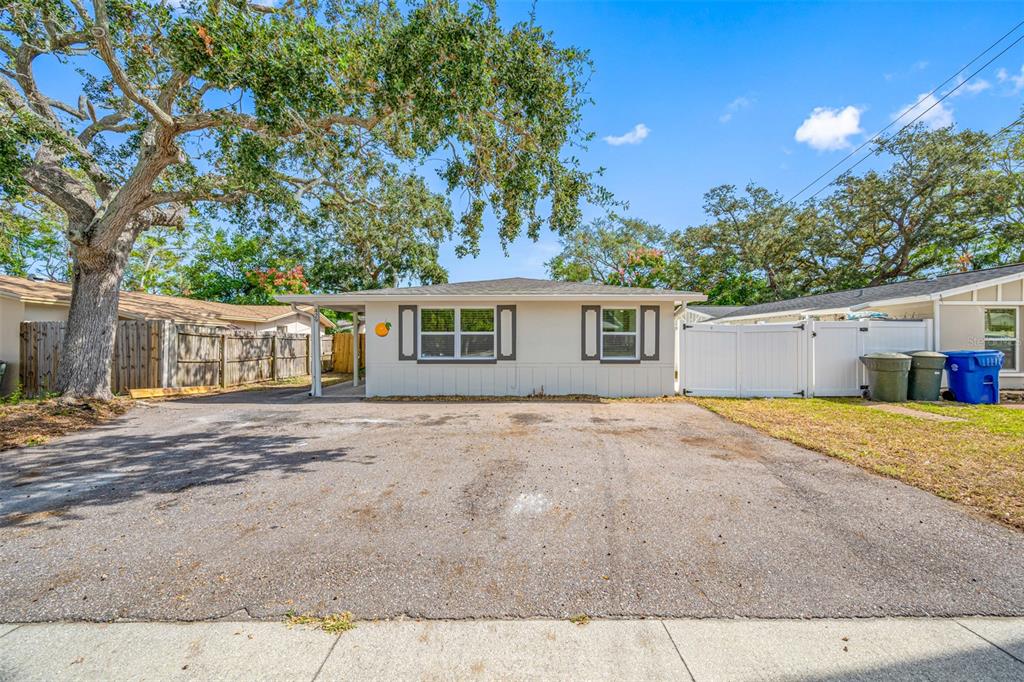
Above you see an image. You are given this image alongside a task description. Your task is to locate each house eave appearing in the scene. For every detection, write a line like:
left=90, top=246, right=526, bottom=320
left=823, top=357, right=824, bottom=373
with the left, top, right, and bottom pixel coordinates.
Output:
left=277, top=292, right=706, bottom=307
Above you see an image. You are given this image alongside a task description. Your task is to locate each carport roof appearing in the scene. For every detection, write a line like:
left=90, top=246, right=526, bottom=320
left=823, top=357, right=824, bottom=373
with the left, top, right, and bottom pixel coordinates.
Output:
left=278, top=277, right=705, bottom=307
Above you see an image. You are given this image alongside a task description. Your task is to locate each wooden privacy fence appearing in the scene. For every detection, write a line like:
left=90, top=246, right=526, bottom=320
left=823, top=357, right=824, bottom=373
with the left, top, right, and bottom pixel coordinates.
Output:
left=332, top=332, right=366, bottom=373
left=19, top=320, right=331, bottom=397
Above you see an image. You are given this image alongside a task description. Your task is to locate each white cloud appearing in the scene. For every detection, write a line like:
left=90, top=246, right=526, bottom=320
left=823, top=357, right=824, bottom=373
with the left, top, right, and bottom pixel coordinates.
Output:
left=719, top=96, right=752, bottom=123
left=603, top=123, right=650, bottom=146
left=794, top=106, right=863, bottom=151
left=891, top=93, right=954, bottom=130
left=997, top=66, right=1024, bottom=93
left=959, top=78, right=992, bottom=95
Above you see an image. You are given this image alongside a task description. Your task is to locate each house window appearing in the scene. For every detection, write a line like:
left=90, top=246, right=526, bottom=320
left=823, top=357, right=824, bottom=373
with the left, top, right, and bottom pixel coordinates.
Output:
left=984, top=308, right=1018, bottom=371
left=601, top=307, right=638, bottom=359
left=419, top=307, right=495, bottom=360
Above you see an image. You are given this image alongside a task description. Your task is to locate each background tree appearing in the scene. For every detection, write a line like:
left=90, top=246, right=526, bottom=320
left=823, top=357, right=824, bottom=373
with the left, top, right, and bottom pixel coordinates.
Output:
left=0, top=0, right=600, bottom=399
left=177, top=228, right=306, bottom=304
left=122, top=226, right=188, bottom=294
left=546, top=215, right=666, bottom=282
left=285, top=172, right=453, bottom=292
left=548, top=124, right=1024, bottom=306
left=667, top=183, right=806, bottom=303
left=0, top=190, right=68, bottom=279
left=803, top=127, right=1005, bottom=289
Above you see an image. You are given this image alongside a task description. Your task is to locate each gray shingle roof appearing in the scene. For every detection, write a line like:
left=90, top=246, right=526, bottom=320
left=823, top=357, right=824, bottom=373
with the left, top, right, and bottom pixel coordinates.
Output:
left=716, top=262, right=1024, bottom=320
left=329, top=277, right=702, bottom=298
left=688, top=305, right=746, bottom=318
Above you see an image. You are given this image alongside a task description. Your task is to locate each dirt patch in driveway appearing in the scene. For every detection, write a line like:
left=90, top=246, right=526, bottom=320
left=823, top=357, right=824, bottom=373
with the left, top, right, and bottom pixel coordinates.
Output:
left=0, top=398, right=132, bottom=451
left=1, top=392, right=1023, bottom=622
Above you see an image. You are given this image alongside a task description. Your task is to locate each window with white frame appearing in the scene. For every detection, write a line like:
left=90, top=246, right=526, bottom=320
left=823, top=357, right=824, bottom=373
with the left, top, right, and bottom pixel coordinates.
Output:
left=984, top=307, right=1018, bottom=371
left=601, top=307, right=638, bottom=359
left=419, top=307, right=495, bottom=360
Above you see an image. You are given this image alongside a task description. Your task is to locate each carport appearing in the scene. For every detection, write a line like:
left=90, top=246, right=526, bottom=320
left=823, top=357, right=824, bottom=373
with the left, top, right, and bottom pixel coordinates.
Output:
left=289, top=302, right=364, bottom=397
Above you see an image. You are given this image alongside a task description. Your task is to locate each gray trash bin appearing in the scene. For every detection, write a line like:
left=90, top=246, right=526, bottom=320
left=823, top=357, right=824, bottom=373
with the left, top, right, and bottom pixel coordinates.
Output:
left=907, top=351, right=946, bottom=401
left=860, top=352, right=912, bottom=402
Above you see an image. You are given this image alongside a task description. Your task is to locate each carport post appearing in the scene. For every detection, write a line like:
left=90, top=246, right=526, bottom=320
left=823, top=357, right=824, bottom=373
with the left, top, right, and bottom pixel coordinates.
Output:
left=309, top=305, right=322, bottom=398
left=352, top=312, right=360, bottom=387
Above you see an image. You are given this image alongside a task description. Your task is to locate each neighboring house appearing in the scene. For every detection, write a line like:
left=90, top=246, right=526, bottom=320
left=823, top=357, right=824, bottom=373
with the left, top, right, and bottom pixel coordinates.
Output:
left=713, top=263, right=1024, bottom=388
left=280, top=277, right=706, bottom=398
left=682, top=305, right=745, bottom=325
left=0, top=275, right=333, bottom=393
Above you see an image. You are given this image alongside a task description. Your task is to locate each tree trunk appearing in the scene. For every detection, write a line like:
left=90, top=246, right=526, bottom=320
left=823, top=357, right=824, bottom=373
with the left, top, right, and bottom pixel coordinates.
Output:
left=56, top=242, right=129, bottom=401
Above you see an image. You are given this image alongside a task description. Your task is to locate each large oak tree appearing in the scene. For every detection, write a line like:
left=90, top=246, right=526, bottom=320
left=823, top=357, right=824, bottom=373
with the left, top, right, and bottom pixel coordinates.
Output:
left=1, top=0, right=599, bottom=399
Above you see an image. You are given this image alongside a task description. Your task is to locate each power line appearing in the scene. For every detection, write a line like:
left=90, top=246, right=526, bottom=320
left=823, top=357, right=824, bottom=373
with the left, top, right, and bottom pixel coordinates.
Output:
left=787, top=18, right=1024, bottom=204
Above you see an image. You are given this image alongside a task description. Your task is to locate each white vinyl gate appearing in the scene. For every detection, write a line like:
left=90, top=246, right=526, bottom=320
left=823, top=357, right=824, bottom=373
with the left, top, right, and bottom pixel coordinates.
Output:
left=678, top=319, right=933, bottom=398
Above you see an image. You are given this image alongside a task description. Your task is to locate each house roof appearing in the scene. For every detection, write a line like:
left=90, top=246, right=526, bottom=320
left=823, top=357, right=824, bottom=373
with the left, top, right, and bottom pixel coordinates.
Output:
left=0, top=275, right=334, bottom=328
left=688, top=305, right=746, bottom=319
left=277, top=277, right=705, bottom=308
left=716, top=262, right=1024, bottom=321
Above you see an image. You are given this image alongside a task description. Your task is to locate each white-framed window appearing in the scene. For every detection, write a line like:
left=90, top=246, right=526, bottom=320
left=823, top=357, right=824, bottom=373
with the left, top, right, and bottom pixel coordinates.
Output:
left=419, top=307, right=495, bottom=360
left=984, top=307, right=1018, bottom=372
left=601, top=307, right=638, bottom=360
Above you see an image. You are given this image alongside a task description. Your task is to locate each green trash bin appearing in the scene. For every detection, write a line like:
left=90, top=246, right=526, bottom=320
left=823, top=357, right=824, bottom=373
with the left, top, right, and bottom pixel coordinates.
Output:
left=907, top=351, right=946, bottom=401
left=860, top=352, right=912, bottom=402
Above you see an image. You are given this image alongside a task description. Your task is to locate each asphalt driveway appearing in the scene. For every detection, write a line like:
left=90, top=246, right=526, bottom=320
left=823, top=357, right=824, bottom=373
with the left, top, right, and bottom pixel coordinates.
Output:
left=2, top=387, right=1024, bottom=622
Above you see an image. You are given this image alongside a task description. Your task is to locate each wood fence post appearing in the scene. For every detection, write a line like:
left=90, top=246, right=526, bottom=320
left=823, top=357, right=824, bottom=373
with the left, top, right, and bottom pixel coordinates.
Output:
left=271, top=334, right=278, bottom=381
left=219, top=333, right=227, bottom=388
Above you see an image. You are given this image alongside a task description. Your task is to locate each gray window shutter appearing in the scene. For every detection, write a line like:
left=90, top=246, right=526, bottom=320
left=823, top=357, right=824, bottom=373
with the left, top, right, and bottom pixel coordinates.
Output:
left=497, top=305, right=516, bottom=360
left=581, top=305, right=600, bottom=360
left=398, top=305, right=417, bottom=360
left=640, top=305, right=659, bottom=361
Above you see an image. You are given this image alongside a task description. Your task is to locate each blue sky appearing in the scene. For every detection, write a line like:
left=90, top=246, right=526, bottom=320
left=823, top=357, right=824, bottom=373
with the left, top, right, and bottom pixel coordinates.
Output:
left=440, top=1, right=1024, bottom=282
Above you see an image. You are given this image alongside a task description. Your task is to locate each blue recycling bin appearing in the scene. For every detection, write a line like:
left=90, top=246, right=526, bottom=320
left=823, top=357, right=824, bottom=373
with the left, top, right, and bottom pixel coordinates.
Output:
left=943, top=350, right=1004, bottom=404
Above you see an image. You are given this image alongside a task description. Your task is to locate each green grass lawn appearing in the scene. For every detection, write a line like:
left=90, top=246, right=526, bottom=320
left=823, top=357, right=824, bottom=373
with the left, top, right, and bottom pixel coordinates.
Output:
left=691, top=397, right=1024, bottom=530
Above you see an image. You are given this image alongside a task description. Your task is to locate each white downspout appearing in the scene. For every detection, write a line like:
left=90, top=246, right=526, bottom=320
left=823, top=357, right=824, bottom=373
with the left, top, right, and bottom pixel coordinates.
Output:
left=932, top=298, right=941, bottom=352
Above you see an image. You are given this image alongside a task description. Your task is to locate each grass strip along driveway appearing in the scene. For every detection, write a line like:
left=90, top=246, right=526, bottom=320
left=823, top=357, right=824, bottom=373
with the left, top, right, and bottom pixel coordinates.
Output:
left=692, top=397, right=1024, bottom=530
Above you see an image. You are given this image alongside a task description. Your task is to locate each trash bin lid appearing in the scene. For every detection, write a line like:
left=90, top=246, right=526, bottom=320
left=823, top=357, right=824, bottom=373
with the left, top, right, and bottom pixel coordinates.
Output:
left=908, top=350, right=947, bottom=370
left=860, top=352, right=912, bottom=371
left=944, top=349, right=1004, bottom=369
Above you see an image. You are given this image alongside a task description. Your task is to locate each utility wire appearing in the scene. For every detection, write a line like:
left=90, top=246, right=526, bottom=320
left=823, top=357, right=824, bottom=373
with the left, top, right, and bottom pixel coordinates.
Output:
left=788, top=19, right=1024, bottom=204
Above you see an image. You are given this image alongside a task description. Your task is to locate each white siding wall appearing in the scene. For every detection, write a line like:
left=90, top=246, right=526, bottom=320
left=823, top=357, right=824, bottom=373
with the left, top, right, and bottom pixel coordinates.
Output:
left=0, top=296, right=26, bottom=394
left=364, top=300, right=675, bottom=397
left=252, top=313, right=312, bottom=335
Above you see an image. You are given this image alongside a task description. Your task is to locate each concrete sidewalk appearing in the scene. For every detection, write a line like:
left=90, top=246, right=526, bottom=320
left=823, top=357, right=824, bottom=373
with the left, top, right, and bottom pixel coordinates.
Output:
left=1, top=618, right=1023, bottom=681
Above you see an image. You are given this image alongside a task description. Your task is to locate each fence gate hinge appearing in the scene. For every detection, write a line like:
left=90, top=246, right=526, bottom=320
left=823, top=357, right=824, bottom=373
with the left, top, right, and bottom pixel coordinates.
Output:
left=793, top=323, right=806, bottom=330
left=794, top=390, right=805, bottom=397
left=811, top=331, right=817, bottom=338
left=860, top=384, right=869, bottom=390
left=682, top=323, right=693, bottom=330
left=681, top=388, right=690, bottom=396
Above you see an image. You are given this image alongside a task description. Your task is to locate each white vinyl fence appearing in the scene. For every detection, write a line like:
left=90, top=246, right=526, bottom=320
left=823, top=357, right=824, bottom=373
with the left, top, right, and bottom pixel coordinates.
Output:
left=678, top=319, right=933, bottom=398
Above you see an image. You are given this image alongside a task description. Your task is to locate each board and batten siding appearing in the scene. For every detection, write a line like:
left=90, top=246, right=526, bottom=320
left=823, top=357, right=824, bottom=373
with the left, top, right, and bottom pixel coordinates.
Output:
left=364, top=300, right=675, bottom=397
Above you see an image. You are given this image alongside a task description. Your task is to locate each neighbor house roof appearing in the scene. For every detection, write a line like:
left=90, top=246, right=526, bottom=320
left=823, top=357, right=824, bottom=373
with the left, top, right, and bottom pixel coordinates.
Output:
left=0, top=275, right=334, bottom=328
left=716, top=262, right=1024, bottom=321
left=277, top=277, right=706, bottom=308
left=687, top=305, right=745, bottom=319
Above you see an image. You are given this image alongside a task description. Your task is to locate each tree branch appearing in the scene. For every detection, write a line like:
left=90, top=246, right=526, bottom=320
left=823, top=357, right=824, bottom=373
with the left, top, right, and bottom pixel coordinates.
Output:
left=92, top=0, right=175, bottom=127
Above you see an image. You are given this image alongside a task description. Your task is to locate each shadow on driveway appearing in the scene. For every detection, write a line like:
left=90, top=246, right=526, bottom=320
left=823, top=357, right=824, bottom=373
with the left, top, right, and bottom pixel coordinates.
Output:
left=0, top=422, right=370, bottom=527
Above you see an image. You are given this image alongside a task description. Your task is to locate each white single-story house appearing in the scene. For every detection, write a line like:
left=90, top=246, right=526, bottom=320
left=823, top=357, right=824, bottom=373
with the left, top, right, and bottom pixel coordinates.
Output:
left=0, top=275, right=333, bottom=394
left=713, top=262, right=1024, bottom=389
left=279, top=277, right=706, bottom=398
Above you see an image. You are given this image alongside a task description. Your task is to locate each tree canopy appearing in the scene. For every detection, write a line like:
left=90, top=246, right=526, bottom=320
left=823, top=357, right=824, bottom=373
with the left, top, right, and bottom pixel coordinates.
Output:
left=1, top=0, right=602, bottom=398
left=549, top=122, right=1024, bottom=305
